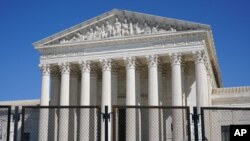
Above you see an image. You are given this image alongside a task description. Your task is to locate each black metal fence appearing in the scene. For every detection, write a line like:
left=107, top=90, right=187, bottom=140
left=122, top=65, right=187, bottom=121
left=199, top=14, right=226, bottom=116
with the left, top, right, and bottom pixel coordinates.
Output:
left=113, top=106, right=191, bottom=141
left=21, top=106, right=101, bottom=141
left=201, top=107, right=250, bottom=141
left=0, top=106, right=11, bottom=141
left=2, top=105, right=250, bottom=141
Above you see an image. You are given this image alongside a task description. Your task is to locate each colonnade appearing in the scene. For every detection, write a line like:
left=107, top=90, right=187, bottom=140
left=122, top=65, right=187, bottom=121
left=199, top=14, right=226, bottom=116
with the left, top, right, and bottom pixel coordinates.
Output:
left=38, top=50, right=209, bottom=141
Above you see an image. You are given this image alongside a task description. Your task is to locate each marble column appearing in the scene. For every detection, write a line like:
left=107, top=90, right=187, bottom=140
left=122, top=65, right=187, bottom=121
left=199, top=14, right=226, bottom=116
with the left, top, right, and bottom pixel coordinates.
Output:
left=48, top=72, right=60, bottom=141
left=193, top=51, right=209, bottom=112
left=146, top=55, right=159, bottom=141
left=158, top=66, right=164, bottom=141
left=135, top=69, right=141, bottom=141
left=90, top=70, right=98, bottom=141
left=38, top=64, right=50, bottom=141
left=69, top=70, right=79, bottom=141
left=58, top=62, right=70, bottom=141
left=170, top=53, right=183, bottom=141
left=181, top=63, right=187, bottom=140
left=79, top=61, right=91, bottom=141
left=124, top=57, right=136, bottom=141
left=100, top=59, right=112, bottom=141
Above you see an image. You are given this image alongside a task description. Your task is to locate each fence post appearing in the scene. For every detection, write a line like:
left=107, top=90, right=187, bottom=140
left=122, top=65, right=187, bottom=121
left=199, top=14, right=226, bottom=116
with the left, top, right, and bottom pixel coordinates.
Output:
left=192, top=107, right=199, bottom=141
left=200, top=108, right=205, bottom=141
left=102, top=106, right=110, bottom=141
left=13, top=106, right=19, bottom=141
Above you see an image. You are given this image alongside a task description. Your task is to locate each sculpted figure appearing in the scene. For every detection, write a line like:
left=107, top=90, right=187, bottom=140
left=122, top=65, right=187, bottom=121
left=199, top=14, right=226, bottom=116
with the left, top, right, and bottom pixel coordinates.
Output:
left=86, top=28, right=94, bottom=40
left=129, top=20, right=134, bottom=35
left=114, top=17, right=122, bottom=36
left=121, top=19, right=129, bottom=36
left=134, top=22, right=144, bottom=34
left=101, top=24, right=106, bottom=38
left=170, top=26, right=176, bottom=32
left=105, top=21, right=113, bottom=37
left=77, top=32, right=86, bottom=41
left=60, top=38, right=66, bottom=44
left=152, top=24, right=158, bottom=33
left=144, top=22, right=151, bottom=34
left=70, top=36, right=77, bottom=41
left=94, top=25, right=102, bottom=39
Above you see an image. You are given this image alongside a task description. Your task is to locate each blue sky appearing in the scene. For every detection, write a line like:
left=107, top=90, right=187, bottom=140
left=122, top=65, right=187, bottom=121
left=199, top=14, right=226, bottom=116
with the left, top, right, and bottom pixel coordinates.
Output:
left=0, top=0, right=249, bottom=101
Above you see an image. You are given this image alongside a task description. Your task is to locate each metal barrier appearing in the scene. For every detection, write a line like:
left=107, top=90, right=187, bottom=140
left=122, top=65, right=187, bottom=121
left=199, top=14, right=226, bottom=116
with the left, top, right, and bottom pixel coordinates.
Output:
left=5, top=105, right=249, bottom=141
left=112, top=106, right=191, bottom=141
left=21, top=106, right=101, bottom=141
left=0, top=106, right=11, bottom=141
left=201, top=107, right=250, bottom=141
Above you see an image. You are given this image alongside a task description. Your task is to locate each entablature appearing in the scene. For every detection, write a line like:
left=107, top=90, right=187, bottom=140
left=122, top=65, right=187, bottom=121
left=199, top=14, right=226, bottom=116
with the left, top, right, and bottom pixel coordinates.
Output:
left=38, top=30, right=207, bottom=56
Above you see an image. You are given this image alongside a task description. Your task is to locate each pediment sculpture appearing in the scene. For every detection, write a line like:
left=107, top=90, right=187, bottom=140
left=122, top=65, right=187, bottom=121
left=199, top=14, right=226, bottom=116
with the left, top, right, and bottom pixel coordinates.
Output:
left=50, top=17, right=191, bottom=45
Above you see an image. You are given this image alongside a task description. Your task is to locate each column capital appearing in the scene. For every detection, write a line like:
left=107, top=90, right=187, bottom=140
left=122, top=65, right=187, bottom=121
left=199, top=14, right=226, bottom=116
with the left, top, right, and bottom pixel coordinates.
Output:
left=193, top=50, right=207, bottom=64
left=100, top=58, right=112, bottom=71
left=124, top=56, right=136, bottom=69
left=58, top=62, right=70, bottom=74
left=146, top=54, right=158, bottom=68
left=79, top=60, right=90, bottom=73
left=39, top=64, right=50, bottom=76
left=170, top=53, right=182, bottom=66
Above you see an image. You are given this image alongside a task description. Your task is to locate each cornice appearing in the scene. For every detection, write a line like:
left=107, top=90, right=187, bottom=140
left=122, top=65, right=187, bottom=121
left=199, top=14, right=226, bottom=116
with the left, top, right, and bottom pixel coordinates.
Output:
left=36, top=30, right=206, bottom=51
left=203, top=30, right=222, bottom=87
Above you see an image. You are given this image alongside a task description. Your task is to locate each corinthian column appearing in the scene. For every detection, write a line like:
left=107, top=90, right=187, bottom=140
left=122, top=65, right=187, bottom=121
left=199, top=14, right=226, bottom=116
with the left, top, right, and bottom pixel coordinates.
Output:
left=100, top=59, right=112, bottom=141
left=38, top=64, right=50, bottom=141
left=146, top=55, right=159, bottom=141
left=170, top=53, right=183, bottom=141
left=124, top=56, right=136, bottom=141
left=79, top=61, right=91, bottom=141
left=193, top=51, right=209, bottom=111
left=58, top=62, right=70, bottom=141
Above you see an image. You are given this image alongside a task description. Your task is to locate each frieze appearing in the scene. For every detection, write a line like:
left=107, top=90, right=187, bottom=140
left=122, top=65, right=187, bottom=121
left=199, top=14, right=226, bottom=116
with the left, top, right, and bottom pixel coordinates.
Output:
left=46, top=16, right=197, bottom=46
left=41, top=39, right=204, bottom=60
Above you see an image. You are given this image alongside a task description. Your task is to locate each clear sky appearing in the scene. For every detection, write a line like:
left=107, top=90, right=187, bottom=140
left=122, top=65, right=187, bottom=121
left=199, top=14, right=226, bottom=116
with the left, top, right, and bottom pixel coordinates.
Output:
left=0, top=0, right=249, bottom=101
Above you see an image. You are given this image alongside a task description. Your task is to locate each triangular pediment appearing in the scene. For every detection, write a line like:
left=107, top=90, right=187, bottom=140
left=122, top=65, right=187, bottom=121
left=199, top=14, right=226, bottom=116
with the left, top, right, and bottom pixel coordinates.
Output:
left=33, top=9, right=210, bottom=47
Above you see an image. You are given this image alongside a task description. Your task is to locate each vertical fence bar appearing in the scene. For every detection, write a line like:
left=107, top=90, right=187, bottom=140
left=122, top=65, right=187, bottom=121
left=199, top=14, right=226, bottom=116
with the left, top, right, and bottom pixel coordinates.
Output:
left=200, top=108, right=205, bottom=141
left=112, top=106, right=116, bottom=141
left=193, top=107, right=199, bottom=141
left=186, top=107, right=191, bottom=141
left=21, top=107, right=25, bottom=141
left=13, top=106, right=19, bottom=141
left=103, top=106, right=109, bottom=141
left=98, top=107, right=101, bottom=141
left=6, top=106, right=11, bottom=141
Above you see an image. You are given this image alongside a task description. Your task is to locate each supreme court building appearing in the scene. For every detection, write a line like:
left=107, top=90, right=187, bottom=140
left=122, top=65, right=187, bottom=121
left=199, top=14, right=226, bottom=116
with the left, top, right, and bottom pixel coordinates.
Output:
left=36, top=9, right=218, bottom=110
left=1, top=9, right=250, bottom=141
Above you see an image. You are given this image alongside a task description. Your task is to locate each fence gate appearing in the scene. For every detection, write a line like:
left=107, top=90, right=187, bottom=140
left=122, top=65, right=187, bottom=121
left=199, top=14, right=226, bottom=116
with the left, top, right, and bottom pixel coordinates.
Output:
left=0, top=106, right=11, bottom=141
left=113, top=106, right=191, bottom=141
left=21, top=106, right=101, bottom=141
left=201, top=107, right=250, bottom=141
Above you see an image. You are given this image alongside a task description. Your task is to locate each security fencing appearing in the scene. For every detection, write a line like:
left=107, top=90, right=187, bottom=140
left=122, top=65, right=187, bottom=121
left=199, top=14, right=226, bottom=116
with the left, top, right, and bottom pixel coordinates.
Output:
left=21, top=106, right=101, bottom=141
left=201, top=107, right=250, bottom=141
left=1, top=105, right=250, bottom=141
left=0, top=106, right=11, bottom=141
left=112, top=106, right=191, bottom=141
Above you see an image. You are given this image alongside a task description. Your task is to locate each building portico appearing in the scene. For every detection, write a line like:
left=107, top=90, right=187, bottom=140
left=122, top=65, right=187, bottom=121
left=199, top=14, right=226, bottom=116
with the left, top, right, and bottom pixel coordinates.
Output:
left=34, top=9, right=221, bottom=141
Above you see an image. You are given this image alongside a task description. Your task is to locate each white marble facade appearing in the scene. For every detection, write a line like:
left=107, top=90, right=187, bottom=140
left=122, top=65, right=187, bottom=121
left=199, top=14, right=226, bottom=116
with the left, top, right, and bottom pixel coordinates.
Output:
left=35, top=9, right=219, bottom=109
left=27, top=9, right=250, bottom=141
